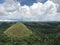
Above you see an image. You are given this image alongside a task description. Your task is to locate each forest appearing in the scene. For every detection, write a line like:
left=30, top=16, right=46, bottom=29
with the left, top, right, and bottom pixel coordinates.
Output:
left=0, top=22, right=60, bottom=45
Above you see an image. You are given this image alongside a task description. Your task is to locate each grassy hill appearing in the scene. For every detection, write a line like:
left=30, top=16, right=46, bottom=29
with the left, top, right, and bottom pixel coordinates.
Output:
left=4, top=23, right=32, bottom=38
left=0, top=22, right=60, bottom=45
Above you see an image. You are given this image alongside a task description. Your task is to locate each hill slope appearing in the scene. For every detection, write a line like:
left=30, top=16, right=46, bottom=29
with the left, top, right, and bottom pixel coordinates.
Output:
left=4, top=23, right=32, bottom=38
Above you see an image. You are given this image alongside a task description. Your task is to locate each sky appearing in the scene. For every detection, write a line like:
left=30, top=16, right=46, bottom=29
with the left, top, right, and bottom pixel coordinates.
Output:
left=0, top=0, right=47, bottom=5
left=19, top=0, right=47, bottom=6
left=19, top=0, right=37, bottom=6
left=50, top=0, right=60, bottom=12
left=0, top=0, right=60, bottom=22
left=0, top=0, right=5, bottom=3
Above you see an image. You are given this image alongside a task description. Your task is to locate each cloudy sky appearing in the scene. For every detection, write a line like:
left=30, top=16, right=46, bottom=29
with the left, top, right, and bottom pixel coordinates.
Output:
left=0, top=0, right=60, bottom=22
left=50, top=0, right=60, bottom=12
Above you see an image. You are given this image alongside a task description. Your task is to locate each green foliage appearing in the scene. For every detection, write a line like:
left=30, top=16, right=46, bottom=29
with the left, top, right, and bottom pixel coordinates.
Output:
left=0, top=22, right=60, bottom=45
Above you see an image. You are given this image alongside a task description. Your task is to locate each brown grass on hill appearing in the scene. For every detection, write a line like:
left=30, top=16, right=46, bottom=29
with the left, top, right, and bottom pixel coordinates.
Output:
left=4, top=23, right=32, bottom=38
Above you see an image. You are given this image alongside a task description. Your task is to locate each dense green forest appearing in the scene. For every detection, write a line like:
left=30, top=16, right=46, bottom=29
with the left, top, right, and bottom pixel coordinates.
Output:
left=0, top=22, right=60, bottom=45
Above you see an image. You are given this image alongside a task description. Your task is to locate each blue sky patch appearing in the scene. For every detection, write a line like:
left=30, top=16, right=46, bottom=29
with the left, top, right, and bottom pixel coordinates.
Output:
left=0, top=0, right=5, bottom=4
left=0, top=0, right=48, bottom=5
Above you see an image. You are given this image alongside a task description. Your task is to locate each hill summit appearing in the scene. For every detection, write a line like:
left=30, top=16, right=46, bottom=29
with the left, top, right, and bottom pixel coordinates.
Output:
left=4, top=23, right=32, bottom=38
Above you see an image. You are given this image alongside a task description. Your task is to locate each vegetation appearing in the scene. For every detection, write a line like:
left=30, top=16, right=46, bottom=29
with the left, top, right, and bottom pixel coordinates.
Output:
left=0, top=22, right=60, bottom=45
left=4, top=23, right=32, bottom=38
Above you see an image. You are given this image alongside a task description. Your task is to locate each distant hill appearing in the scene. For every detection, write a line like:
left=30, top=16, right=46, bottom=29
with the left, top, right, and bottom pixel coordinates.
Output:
left=4, top=23, right=32, bottom=38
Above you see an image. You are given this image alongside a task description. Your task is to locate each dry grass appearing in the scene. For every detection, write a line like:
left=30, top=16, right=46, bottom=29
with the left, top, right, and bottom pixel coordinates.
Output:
left=4, top=23, right=32, bottom=38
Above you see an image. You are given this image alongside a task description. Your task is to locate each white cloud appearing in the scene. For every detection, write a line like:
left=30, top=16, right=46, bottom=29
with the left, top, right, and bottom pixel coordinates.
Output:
left=50, top=0, right=60, bottom=12
left=0, top=0, right=60, bottom=22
